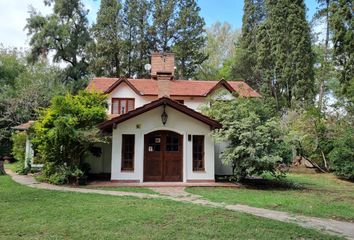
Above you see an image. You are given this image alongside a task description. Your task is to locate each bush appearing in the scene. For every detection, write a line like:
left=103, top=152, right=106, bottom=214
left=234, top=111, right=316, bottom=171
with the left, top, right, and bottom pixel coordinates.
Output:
left=204, top=98, right=292, bottom=181
left=37, top=162, right=91, bottom=185
left=329, top=126, right=354, bottom=180
left=38, top=162, right=72, bottom=185
left=11, top=131, right=26, bottom=162
left=11, top=131, right=28, bottom=173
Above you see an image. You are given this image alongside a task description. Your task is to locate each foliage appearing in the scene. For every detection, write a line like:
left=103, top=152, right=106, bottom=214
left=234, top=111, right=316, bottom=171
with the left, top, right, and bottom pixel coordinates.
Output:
left=196, top=22, right=240, bottom=80
left=329, top=125, right=354, bottom=180
left=256, top=0, right=315, bottom=109
left=230, top=0, right=264, bottom=89
left=121, top=0, right=151, bottom=78
left=329, top=0, right=354, bottom=114
left=203, top=98, right=292, bottom=180
left=89, top=0, right=123, bottom=77
left=173, top=0, right=207, bottom=79
left=32, top=91, right=107, bottom=183
left=0, top=47, right=26, bottom=88
left=0, top=47, right=67, bottom=159
left=26, top=0, right=92, bottom=84
left=10, top=131, right=27, bottom=168
left=284, top=109, right=335, bottom=168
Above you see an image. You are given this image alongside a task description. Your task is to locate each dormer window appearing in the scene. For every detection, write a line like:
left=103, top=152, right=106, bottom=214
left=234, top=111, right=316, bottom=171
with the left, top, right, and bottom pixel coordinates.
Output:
left=112, top=98, right=135, bottom=115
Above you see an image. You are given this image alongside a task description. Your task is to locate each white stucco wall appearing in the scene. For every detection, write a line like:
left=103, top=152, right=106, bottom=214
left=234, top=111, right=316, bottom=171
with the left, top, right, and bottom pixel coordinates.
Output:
left=107, top=83, right=157, bottom=113
left=111, top=106, right=215, bottom=182
left=214, top=142, right=233, bottom=175
left=83, top=142, right=112, bottom=174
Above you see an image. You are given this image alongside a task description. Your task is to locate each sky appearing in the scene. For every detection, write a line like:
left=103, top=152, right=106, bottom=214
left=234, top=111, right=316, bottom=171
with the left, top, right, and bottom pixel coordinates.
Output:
left=0, top=0, right=319, bottom=49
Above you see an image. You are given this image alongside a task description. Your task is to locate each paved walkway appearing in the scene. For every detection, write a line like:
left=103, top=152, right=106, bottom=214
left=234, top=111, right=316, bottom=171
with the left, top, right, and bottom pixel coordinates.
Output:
left=7, top=171, right=354, bottom=240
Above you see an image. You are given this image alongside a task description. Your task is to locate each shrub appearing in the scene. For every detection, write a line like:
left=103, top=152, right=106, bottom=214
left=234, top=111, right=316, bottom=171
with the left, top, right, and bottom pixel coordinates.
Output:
left=329, top=126, right=354, bottom=180
left=31, top=91, right=108, bottom=184
left=203, top=98, right=292, bottom=181
left=11, top=131, right=28, bottom=173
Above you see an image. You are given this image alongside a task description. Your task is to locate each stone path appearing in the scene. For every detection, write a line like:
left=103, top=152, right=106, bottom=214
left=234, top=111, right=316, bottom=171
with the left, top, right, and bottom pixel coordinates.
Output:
left=7, top=171, right=354, bottom=240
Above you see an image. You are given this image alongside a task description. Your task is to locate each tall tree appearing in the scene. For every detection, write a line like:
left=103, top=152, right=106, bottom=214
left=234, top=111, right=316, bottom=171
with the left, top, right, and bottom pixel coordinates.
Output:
left=232, top=0, right=265, bottom=89
left=312, top=0, right=334, bottom=112
left=329, top=0, right=353, bottom=114
left=150, top=0, right=178, bottom=52
left=197, top=22, right=240, bottom=80
left=89, top=0, right=123, bottom=77
left=257, top=0, right=315, bottom=109
left=26, top=0, right=91, bottom=83
left=122, top=0, right=150, bottom=78
left=173, top=0, right=207, bottom=79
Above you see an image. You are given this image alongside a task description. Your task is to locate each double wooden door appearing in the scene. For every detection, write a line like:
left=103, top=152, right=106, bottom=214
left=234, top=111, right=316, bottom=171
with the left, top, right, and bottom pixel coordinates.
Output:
left=144, top=131, right=183, bottom=181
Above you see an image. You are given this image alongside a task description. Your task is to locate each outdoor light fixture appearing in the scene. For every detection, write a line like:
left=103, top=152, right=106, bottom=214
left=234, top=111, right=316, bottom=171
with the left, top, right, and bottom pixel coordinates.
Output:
left=161, top=104, right=168, bottom=125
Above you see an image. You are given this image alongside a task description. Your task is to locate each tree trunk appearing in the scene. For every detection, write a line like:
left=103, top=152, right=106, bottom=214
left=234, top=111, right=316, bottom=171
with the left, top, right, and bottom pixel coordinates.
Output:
left=0, top=160, right=6, bottom=175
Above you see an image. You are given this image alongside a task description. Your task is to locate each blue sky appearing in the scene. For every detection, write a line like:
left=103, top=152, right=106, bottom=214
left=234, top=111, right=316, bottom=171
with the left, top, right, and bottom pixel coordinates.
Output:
left=87, top=0, right=319, bottom=29
left=0, top=0, right=319, bottom=48
left=198, top=0, right=318, bottom=28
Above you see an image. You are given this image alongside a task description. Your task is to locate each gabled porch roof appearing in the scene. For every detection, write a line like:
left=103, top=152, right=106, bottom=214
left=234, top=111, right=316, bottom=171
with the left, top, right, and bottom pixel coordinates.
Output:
left=98, top=97, right=222, bottom=132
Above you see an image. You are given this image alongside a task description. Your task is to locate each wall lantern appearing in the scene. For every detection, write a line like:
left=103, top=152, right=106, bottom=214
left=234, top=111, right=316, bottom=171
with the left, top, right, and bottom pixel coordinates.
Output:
left=161, top=104, right=168, bottom=125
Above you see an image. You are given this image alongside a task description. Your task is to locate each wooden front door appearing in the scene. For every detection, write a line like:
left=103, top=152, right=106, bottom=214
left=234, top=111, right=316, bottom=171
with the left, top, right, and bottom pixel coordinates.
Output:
left=144, top=131, right=183, bottom=182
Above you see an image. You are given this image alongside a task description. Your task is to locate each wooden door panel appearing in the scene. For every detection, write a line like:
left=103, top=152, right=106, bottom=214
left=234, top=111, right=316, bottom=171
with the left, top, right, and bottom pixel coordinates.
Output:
left=144, top=131, right=183, bottom=182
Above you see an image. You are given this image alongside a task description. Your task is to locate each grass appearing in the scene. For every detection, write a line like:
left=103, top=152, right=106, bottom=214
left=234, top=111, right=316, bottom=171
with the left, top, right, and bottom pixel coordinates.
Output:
left=187, top=173, right=354, bottom=222
left=0, top=175, right=342, bottom=240
left=84, top=186, right=158, bottom=195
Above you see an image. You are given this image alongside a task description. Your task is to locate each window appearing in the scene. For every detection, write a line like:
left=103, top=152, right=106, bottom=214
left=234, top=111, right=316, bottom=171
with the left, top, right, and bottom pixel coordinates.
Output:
left=121, top=134, right=135, bottom=171
left=166, top=134, right=179, bottom=151
left=112, top=98, right=135, bottom=114
left=147, top=135, right=161, bottom=152
left=193, top=135, right=204, bottom=171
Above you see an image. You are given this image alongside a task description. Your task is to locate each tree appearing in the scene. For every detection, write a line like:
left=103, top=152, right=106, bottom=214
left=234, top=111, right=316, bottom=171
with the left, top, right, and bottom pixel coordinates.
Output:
left=203, top=98, right=292, bottom=180
left=173, top=0, right=207, bottom=79
left=256, top=0, right=315, bottom=109
left=150, top=0, right=178, bottom=52
left=89, top=0, right=123, bottom=77
left=312, top=0, right=334, bottom=112
left=122, top=0, right=150, bottom=77
left=197, top=22, right=240, bottom=80
left=26, top=0, right=91, bottom=84
left=0, top=49, right=66, bottom=159
left=231, top=0, right=265, bottom=89
left=285, top=109, right=335, bottom=170
left=31, top=91, right=108, bottom=174
left=0, top=47, right=26, bottom=157
left=329, top=0, right=354, bottom=114
left=329, top=125, right=354, bottom=180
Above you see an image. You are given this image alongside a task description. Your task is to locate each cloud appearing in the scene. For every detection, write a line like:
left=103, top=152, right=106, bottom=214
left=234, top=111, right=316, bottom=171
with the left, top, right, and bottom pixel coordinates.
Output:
left=0, top=0, right=99, bottom=50
left=0, top=0, right=53, bottom=49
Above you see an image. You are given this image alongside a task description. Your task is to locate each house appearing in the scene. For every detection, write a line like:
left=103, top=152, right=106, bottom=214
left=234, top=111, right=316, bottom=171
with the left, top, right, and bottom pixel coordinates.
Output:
left=84, top=52, right=260, bottom=182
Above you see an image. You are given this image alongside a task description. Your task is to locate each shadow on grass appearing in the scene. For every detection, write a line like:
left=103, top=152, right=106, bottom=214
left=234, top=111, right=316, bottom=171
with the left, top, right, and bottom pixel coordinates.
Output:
left=237, top=178, right=306, bottom=191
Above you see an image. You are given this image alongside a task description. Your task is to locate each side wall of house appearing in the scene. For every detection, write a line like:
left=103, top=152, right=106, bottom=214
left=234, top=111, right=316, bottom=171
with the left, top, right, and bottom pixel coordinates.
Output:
left=110, top=106, right=215, bottom=182
left=214, top=142, right=233, bottom=176
left=83, top=142, right=112, bottom=174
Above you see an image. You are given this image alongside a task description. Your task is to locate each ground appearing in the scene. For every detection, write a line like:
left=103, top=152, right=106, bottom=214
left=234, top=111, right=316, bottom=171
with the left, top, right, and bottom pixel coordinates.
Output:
left=187, top=173, right=354, bottom=222
left=0, top=175, right=343, bottom=240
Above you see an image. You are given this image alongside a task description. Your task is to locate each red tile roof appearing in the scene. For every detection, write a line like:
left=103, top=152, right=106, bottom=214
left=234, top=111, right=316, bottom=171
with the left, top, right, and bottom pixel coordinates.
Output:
left=86, top=77, right=260, bottom=97
left=12, top=120, right=35, bottom=130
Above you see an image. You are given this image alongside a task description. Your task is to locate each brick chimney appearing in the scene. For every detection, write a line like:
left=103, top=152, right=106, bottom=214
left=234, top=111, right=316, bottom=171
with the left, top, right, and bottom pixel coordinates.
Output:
left=151, top=52, right=175, bottom=80
left=151, top=52, right=174, bottom=98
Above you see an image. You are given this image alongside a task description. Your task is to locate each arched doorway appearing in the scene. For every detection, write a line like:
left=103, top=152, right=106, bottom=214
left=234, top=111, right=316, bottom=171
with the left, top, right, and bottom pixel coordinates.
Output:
left=144, top=130, right=183, bottom=182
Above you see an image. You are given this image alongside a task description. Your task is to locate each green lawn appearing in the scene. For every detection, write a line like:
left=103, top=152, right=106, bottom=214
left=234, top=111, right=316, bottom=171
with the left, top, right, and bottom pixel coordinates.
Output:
left=0, top=175, right=342, bottom=240
left=187, top=173, right=354, bottom=221
left=84, top=186, right=158, bottom=194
